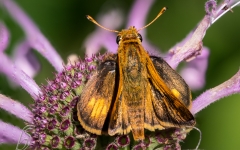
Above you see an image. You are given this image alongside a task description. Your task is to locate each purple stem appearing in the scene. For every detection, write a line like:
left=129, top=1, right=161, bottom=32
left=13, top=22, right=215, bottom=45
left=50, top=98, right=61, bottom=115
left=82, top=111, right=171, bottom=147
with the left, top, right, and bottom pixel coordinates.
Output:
left=167, top=0, right=240, bottom=69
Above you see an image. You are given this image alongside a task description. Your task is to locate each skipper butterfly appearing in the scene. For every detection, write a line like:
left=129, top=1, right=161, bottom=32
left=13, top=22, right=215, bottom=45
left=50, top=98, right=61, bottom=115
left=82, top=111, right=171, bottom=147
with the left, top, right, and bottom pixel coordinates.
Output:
left=77, top=7, right=195, bottom=141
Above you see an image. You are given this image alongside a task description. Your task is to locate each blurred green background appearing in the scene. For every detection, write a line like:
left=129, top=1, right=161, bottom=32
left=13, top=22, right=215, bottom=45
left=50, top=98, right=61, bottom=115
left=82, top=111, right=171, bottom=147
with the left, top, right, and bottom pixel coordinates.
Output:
left=0, top=0, right=240, bottom=149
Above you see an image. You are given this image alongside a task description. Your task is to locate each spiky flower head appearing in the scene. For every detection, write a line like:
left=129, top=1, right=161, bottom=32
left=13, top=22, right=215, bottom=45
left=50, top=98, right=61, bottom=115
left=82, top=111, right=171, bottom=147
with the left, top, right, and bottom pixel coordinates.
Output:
left=29, top=55, right=102, bottom=149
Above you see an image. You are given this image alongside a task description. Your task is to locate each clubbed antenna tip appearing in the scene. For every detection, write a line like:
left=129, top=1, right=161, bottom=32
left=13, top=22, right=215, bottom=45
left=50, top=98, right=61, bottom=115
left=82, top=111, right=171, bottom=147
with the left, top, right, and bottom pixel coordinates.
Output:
left=86, top=15, right=119, bottom=33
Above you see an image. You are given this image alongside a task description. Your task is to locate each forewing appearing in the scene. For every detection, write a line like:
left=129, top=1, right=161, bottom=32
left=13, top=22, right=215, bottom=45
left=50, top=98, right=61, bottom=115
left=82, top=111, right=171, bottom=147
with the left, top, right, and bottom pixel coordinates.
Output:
left=151, top=56, right=192, bottom=107
left=77, top=55, right=117, bottom=135
left=150, top=81, right=195, bottom=128
left=145, top=55, right=195, bottom=129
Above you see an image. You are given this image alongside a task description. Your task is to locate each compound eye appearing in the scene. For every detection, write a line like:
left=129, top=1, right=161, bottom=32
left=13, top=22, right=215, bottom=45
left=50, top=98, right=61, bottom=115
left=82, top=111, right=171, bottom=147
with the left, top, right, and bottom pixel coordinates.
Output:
left=137, top=33, right=142, bottom=42
left=116, top=35, right=121, bottom=44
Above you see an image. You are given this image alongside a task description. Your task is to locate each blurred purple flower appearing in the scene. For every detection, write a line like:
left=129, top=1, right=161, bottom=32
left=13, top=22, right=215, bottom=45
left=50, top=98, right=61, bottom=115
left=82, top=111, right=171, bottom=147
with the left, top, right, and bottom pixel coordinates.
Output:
left=0, top=0, right=63, bottom=74
left=84, top=9, right=123, bottom=56
left=126, top=0, right=161, bottom=55
left=0, top=22, right=9, bottom=52
left=12, top=40, right=41, bottom=81
left=0, top=22, right=40, bottom=89
left=180, top=48, right=209, bottom=91
left=0, top=0, right=240, bottom=149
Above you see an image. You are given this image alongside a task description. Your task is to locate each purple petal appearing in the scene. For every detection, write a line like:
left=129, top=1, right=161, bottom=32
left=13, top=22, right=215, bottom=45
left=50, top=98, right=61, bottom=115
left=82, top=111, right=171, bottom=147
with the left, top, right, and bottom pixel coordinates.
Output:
left=12, top=40, right=40, bottom=79
left=191, top=70, right=240, bottom=115
left=0, top=22, right=9, bottom=52
left=126, top=0, right=155, bottom=28
left=126, top=0, right=160, bottom=55
left=0, top=54, right=42, bottom=100
left=85, top=30, right=117, bottom=56
left=0, top=0, right=63, bottom=72
left=98, top=9, right=123, bottom=29
left=167, top=15, right=211, bottom=69
left=0, top=94, right=32, bottom=123
left=180, top=48, right=209, bottom=90
left=0, top=120, right=31, bottom=145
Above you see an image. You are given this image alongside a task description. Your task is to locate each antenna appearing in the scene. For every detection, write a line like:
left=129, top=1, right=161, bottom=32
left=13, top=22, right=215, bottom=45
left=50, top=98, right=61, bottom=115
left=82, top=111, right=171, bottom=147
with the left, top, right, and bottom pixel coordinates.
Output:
left=86, top=15, right=119, bottom=33
left=87, top=6, right=167, bottom=32
left=138, top=7, right=167, bottom=31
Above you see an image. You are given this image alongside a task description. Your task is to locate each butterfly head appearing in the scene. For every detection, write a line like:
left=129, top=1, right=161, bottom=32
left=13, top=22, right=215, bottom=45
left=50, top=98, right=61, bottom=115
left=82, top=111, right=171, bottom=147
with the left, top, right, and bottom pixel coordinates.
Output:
left=116, top=26, right=143, bottom=45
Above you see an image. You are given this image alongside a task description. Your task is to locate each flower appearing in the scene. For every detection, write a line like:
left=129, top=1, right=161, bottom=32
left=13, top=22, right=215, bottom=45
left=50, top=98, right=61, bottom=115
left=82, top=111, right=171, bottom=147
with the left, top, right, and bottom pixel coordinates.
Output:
left=1, top=0, right=240, bottom=149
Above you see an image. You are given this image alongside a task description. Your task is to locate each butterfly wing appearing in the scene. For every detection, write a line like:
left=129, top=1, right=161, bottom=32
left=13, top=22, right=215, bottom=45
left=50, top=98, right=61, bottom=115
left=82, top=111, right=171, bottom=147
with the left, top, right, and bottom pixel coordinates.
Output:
left=151, top=56, right=192, bottom=107
left=144, top=56, right=195, bottom=130
left=150, top=82, right=195, bottom=128
left=77, top=55, right=117, bottom=135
